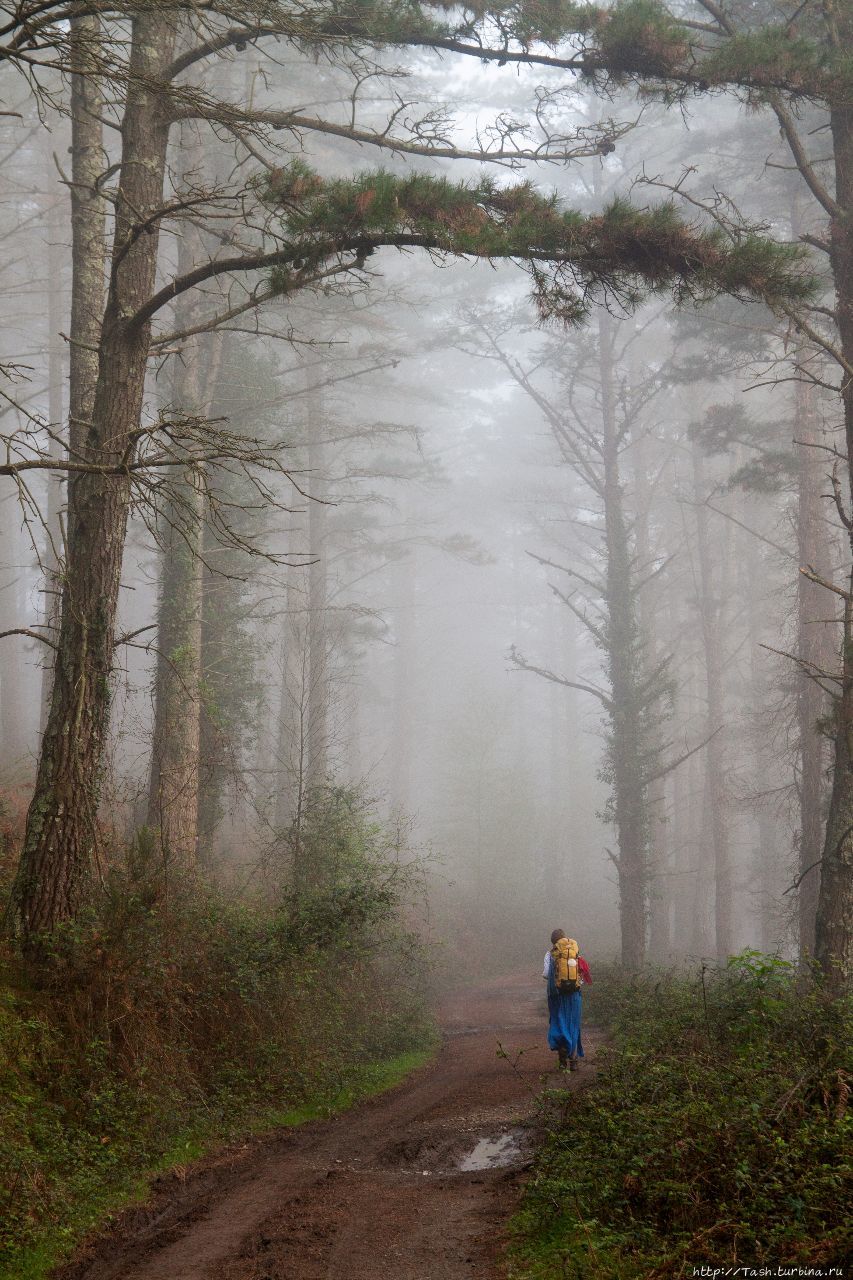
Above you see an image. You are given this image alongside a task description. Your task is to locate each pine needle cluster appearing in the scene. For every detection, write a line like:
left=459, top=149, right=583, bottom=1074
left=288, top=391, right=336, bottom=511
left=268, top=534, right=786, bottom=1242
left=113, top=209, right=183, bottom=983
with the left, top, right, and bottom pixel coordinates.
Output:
left=331, top=0, right=852, bottom=105
left=262, top=163, right=814, bottom=323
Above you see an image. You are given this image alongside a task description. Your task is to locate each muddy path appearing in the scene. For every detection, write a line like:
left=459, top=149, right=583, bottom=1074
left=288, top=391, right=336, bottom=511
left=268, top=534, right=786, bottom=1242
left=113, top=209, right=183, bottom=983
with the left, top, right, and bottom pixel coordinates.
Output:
left=59, top=973, right=597, bottom=1280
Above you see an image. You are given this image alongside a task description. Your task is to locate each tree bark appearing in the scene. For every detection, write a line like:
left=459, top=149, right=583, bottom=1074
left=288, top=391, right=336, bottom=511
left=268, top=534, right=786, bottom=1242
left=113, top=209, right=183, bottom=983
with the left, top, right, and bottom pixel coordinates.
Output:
left=275, top=558, right=307, bottom=837
left=197, top=446, right=247, bottom=861
left=0, top=495, right=29, bottom=781
left=276, top=377, right=329, bottom=890
left=39, top=184, right=67, bottom=733
left=13, top=10, right=177, bottom=937
left=37, top=17, right=105, bottom=735
left=389, top=549, right=416, bottom=814
left=632, top=426, right=672, bottom=962
left=146, top=452, right=205, bottom=865
left=810, top=76, right=853, bottom=988
left=599, top=314, right=648, bottom=970
left=669, top=586, right=713, bottom=958
left=793, top=374, right=835, bottom=959
left=305, top=380, right=329, bottom=801
left=740, top=514, right=779, bottom=952
left=691, top=443, right=733, bottom=962
left=146, top=159, right=223, bottom=865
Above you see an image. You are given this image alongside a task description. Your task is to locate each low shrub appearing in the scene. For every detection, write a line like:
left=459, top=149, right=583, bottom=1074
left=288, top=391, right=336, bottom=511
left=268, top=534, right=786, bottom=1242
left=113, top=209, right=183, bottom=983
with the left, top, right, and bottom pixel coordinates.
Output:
left=0, top=787, right=435, bottom=1277
left=512, top=953, right=852, bottom=1278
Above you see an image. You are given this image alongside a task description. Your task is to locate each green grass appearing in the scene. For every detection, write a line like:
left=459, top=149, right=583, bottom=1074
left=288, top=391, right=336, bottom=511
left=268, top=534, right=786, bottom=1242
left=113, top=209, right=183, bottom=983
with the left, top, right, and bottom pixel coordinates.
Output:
left=1, top=1043, right=437, bottom=1280
left=509, top=954, right=852, bottom=1279
left=254, top=1046, right=437, bottom=1129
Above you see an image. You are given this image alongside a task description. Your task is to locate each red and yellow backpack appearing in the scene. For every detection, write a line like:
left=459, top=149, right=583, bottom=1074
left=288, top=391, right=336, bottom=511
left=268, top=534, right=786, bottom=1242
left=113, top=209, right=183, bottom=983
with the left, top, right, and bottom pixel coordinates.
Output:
left=551, top=937, right=581, bottom=993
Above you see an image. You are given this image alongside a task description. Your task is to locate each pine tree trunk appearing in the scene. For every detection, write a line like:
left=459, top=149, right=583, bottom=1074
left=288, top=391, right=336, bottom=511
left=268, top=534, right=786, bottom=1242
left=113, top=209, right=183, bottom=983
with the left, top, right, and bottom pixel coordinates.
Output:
left=146, top=462, right=205, bottom=866
left=146, top=100, right=229, bottom=868
left=646, top=777, right=671, bottom=960
left=671, top=620, right=711, bottom=958
left=632, top=427, right=672, bottom=962
left=0, top=496, right=28, bottom=780
left=671, top=752, right=693, bottom=957
left=274, top=559, right=306, bottom=836
left=39, top=183, right=68, bottom=733
left=13, top=11, right=177, bottom=938
left=691, top=444, right=734, bottom=962
left=67, top=15, right=106, bottom=438
left=389, top=550, right=416, bottom=814
left=279, top=378, right=329, bottom=890
left=816, top=96, right=853, bottom=990
left=146, top=304, right=224, bottom=865
left=599, top=315, right=647, bottom=969
left=197, top=449, right=240, bottom=860
left=305, top=382, right=328, bottom=800
left=38, top=17, right=105, bottom=735
left=741, top=522, right=778, bottom=951
left=795, top=375, right=835, bottom=959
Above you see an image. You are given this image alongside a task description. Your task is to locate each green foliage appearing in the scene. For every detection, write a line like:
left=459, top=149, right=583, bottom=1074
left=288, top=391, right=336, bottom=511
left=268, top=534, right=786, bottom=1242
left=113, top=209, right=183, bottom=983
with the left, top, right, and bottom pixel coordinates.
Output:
left=285, top=782, right=412, bottom=892
left=0, top=793, right=433, bottom=1277
left=511, top=959, right=852, bottom=1278
left=728, top=451, right=798, bottom=493
left=590, top=0, right=689, bottom=79
left=426, top=0, right=853, bottom=104
left=690, top=402, right=769, bottom=456
left=690, top=403, right=798, bottom=493
left=261, top=164, right=814, bottom=326
left=474, top=0, right=601, bottom=48
left=327, top=0, right=447, bottom=42
left=701, top=29, right=837, bottom=97
left=714, top=235, right=813, bottom=307
left=331, top=0, right=853, bottom=132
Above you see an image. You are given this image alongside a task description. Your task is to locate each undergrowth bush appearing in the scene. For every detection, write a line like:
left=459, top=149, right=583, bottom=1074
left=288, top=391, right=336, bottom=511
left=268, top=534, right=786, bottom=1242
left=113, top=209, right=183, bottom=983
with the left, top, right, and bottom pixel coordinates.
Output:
left=0, top=786, right=434, bottom=1277
left=512, top=953, right=852, bottom=1279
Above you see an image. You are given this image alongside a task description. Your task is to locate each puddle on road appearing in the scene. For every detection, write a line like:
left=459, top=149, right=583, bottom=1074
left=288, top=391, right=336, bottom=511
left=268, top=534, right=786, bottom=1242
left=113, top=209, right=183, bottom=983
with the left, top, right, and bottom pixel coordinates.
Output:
left=459, top=1131, right=523, bottom=1172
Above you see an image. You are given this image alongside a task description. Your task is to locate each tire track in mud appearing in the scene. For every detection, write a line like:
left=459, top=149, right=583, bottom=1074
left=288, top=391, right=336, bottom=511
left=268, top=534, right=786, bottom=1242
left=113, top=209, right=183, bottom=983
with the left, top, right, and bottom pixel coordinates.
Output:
left=58, top=974, right=597, bottom=1280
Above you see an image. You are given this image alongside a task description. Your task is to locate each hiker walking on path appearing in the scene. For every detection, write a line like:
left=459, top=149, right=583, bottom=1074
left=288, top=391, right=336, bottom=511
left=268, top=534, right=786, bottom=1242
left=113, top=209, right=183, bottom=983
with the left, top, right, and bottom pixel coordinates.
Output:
left=543, top=929, right=592, bottom=1071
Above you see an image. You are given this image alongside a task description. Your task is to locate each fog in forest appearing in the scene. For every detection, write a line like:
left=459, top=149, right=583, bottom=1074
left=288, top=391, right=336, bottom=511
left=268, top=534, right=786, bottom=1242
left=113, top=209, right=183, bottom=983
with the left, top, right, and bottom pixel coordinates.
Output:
left=0, top=14, right=842, bottom=974
left=6, top=6, right=853, bottom=1273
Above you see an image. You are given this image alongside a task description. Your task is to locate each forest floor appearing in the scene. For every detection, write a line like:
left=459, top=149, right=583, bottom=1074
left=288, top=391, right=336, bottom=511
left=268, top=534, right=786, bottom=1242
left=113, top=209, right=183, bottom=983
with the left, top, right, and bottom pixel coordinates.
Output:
left=54, top=973, right=596, bottom=1280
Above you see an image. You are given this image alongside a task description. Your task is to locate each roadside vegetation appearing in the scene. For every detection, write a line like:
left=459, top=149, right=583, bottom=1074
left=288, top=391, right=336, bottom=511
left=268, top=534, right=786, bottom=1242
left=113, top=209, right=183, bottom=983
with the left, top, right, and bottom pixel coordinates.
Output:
left=0, top=788, right=435, bottom=1280
left=512, top=955, right=852, bottom=1279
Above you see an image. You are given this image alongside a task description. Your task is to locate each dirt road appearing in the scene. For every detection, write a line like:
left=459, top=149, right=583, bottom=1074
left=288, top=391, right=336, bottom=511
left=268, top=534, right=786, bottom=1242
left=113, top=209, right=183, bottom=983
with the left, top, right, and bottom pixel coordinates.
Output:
left=60, top=973, right=596, bottom=1280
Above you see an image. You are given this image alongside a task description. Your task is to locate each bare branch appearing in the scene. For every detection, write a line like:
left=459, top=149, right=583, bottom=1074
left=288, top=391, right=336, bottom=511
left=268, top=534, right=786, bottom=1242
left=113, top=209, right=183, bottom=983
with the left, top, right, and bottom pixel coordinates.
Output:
left=508, top=645, right=613, bottom=710
left=783, top=858, right=824, bottom=895
left=0, top=627, right=58, bottom=650
left=766, top=91, right=841, bottom=220
left=800, top=565, right=852, bottom=602
left=702, top=499, right=798, bottom=562
left=643, top=727, right=723, bottom=787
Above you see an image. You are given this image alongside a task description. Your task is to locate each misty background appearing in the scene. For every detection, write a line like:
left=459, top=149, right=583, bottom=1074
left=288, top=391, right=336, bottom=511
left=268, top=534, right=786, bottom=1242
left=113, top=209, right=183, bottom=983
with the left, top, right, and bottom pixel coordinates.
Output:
left=0, top=37, right=836, bottom=967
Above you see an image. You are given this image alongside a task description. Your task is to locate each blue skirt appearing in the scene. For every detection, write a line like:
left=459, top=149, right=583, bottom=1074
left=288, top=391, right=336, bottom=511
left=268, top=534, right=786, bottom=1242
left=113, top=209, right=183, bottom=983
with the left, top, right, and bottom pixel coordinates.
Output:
left=547, top=985, right=584, bottom=1057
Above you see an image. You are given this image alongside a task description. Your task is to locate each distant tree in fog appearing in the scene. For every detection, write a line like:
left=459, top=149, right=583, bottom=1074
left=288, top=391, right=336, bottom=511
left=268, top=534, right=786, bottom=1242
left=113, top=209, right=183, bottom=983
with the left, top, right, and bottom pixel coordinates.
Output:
left=376, top=0, right=853, bottom=985
left=0, top=0, right=817, bottom=958
left=457, top=305, right=718, bottom=967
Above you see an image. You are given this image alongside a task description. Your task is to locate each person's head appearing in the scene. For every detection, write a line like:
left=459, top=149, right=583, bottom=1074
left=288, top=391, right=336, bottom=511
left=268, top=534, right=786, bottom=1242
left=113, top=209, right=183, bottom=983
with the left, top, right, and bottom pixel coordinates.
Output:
left=550, top=928, right=566, bottom=946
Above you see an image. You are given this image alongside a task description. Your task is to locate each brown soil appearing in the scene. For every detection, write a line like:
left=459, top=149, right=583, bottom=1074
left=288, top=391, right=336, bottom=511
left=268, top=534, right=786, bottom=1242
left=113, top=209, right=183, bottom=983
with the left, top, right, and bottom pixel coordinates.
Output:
left=57, top=973, right=597, bottom=1280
